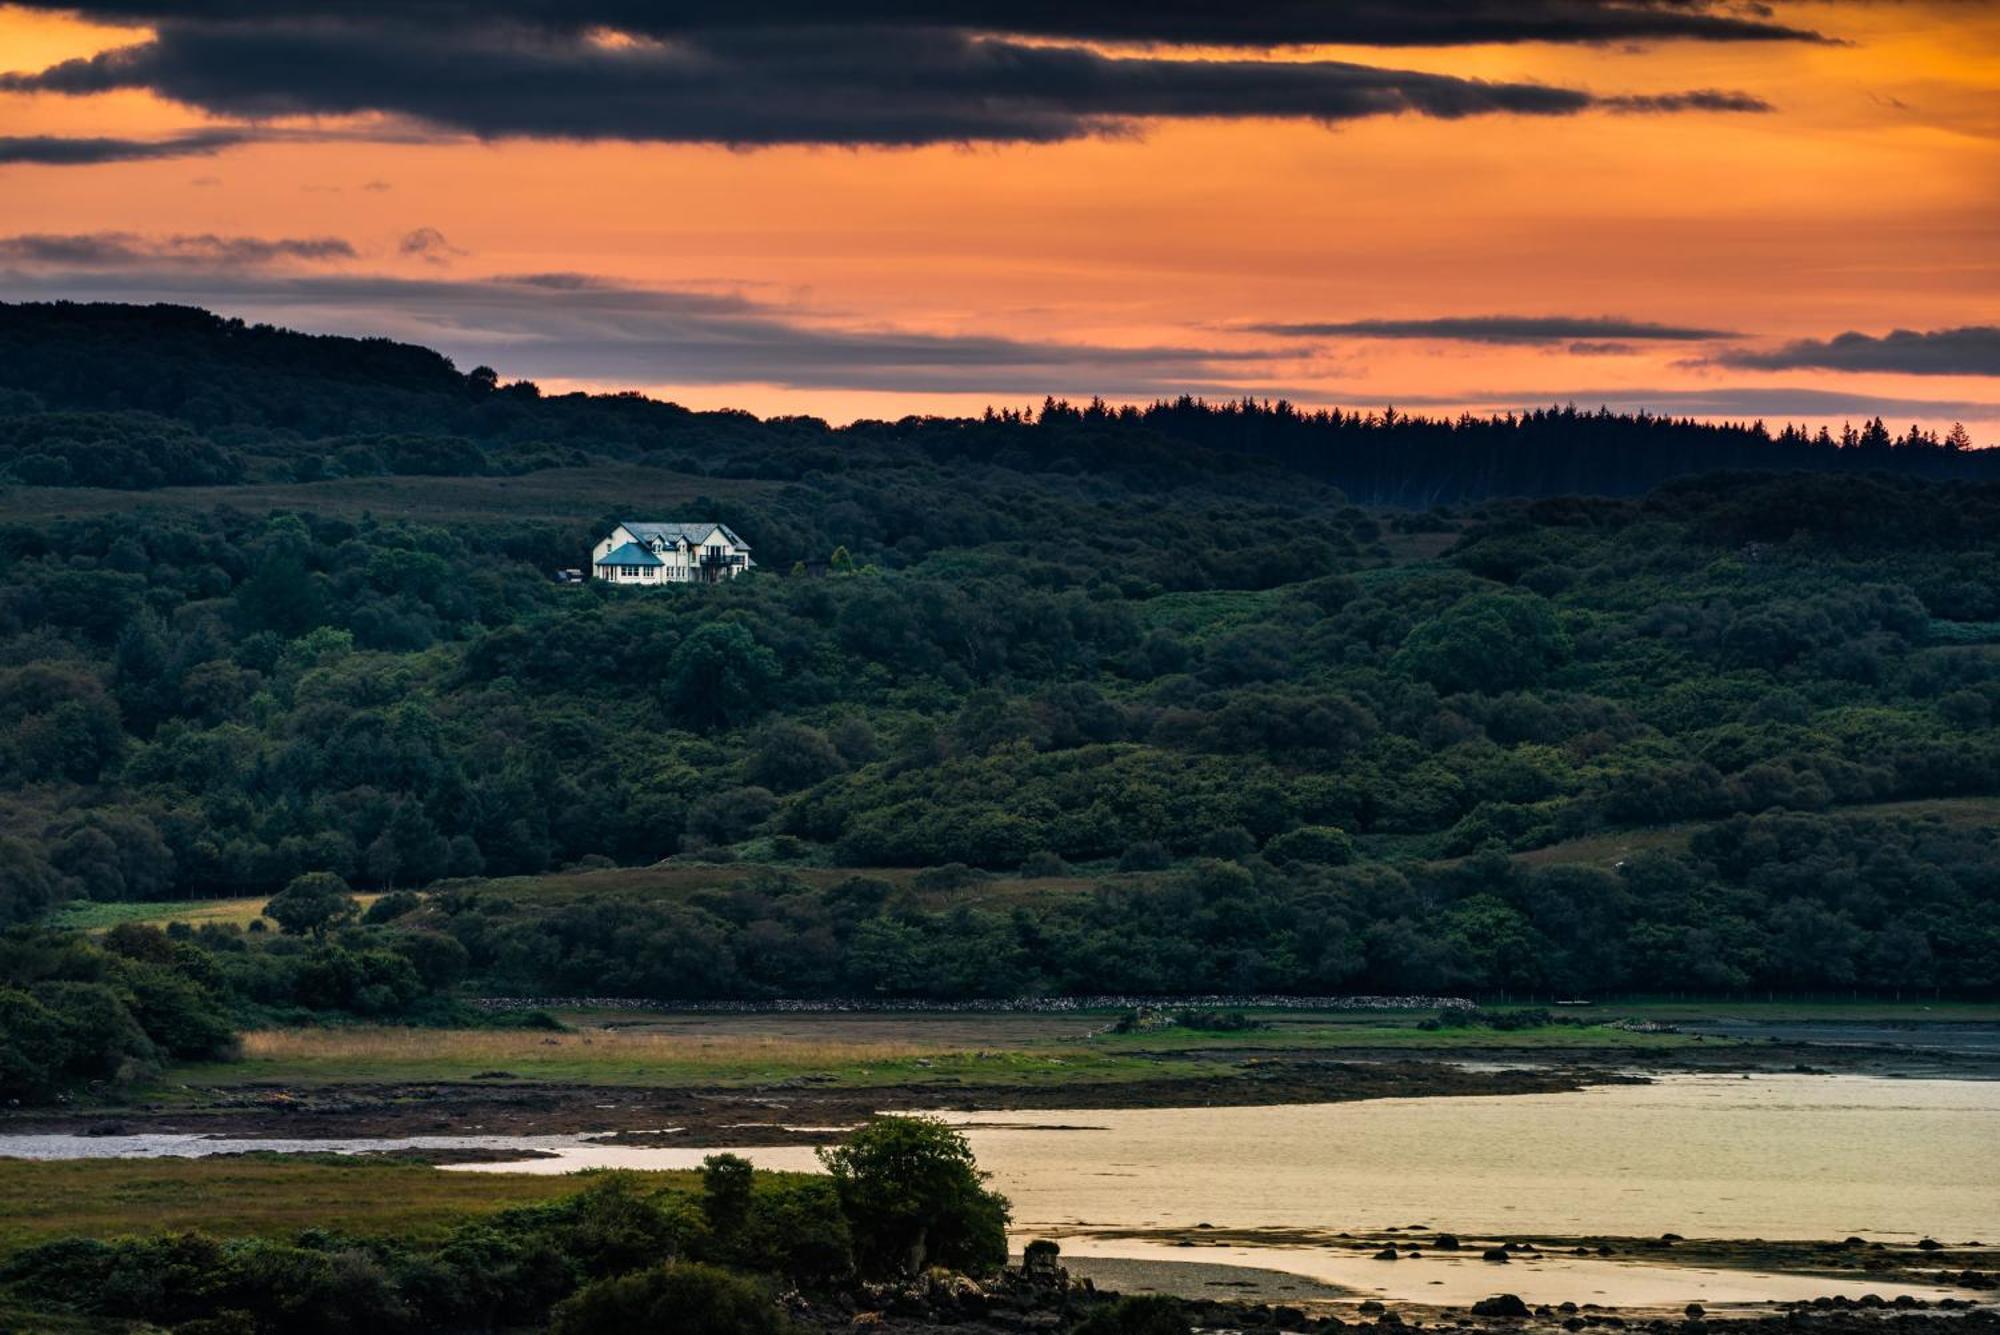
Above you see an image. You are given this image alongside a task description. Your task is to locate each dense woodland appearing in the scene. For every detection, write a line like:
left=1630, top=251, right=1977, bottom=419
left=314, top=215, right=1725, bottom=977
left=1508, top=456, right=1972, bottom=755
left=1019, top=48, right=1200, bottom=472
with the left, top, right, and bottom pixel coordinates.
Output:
left=2, top=302, right=1998, bottom=1086
left=1, top=302, right=1992, bottom=504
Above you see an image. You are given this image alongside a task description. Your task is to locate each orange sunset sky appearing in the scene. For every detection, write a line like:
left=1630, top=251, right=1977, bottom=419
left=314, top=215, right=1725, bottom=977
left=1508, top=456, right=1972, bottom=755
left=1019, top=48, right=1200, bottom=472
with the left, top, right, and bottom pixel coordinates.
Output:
left=1, top=1, right=1995, bottom=433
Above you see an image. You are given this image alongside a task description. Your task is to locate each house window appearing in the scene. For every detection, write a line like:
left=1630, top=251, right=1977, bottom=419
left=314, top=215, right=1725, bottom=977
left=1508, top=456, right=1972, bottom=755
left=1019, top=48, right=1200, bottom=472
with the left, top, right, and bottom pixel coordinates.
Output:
left=619, top=564, right=642, bottom=577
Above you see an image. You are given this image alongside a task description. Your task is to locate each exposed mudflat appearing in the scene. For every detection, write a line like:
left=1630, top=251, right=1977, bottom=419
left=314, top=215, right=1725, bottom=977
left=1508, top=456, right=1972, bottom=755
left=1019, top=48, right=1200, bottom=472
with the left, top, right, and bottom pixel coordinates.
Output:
left=8, top=1058, right=1630, bottom=1140
left=12, top=1029, right=1998, bottom=1141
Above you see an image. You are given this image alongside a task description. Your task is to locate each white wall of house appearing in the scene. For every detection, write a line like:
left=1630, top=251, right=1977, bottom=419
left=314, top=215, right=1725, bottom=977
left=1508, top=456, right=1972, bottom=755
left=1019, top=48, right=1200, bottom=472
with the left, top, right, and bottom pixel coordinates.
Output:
left=591, top=523, right=751, bottom=585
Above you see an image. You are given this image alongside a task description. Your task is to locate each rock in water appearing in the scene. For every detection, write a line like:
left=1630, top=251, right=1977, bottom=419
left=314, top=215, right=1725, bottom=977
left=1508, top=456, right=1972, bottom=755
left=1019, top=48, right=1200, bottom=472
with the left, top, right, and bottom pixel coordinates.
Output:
left=1472, top=1295, right=1532, bottom=1318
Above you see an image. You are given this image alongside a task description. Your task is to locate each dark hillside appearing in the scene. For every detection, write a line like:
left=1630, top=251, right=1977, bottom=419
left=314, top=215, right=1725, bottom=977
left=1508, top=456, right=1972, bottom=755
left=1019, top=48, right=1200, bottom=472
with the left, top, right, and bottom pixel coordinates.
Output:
left=1, top=302, right=1992, bottom=502
left=0, top=303, right=1994, bottom=1030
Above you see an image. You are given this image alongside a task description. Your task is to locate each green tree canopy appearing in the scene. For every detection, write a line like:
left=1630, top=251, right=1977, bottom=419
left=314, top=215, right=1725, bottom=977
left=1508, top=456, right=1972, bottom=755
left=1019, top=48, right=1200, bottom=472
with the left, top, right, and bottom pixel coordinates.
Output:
left=264, top=871, right=361, bottom=938
left=663, top=623, right=781, bottom=733
left=817, top=1115, right=1009, bottom=1278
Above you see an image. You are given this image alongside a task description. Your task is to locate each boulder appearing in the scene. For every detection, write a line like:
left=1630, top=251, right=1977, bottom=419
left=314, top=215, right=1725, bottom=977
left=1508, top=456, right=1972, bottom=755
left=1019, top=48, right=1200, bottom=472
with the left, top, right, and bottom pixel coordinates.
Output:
left=1482, top=1248, right=1512, bottom=1263
left=1022, top=1238, right=1064, bottom=1284
left=1432, top=1234, right=1461, bottom=1251
left=1471, top=1295, right=1531, bottom=1318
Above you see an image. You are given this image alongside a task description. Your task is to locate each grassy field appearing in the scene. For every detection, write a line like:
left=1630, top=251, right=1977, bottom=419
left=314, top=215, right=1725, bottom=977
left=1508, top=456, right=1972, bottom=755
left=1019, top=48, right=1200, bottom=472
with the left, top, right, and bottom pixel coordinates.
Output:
left=155, top=1013, right=1705, bottom=1091
left=58, top=792, right=2000, bottom=936
left=169, top=1025, right=1220, bottom=1090
left=1594, top=999, right=2000, bottom=1023
left=0, top=463, right=770, bottom=525
left=457, top=860, right=1117, bottom=909
left=0, top=1157, right=630, bottom=1252
left=51, top=893, right=386, bottom=932
left=1505, top=795, right=2000, bottom=872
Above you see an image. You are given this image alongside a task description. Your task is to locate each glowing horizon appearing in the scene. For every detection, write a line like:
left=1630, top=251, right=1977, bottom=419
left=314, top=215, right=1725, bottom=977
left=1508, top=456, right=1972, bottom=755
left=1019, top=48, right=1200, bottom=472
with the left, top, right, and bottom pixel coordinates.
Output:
left=1, top=1, right=1995, bottom=436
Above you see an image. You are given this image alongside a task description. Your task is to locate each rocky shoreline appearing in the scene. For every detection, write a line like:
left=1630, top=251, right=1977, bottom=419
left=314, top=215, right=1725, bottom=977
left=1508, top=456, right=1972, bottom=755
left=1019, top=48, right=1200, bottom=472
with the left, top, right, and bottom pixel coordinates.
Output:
left=781, top=1252, right=2000, bottom=1335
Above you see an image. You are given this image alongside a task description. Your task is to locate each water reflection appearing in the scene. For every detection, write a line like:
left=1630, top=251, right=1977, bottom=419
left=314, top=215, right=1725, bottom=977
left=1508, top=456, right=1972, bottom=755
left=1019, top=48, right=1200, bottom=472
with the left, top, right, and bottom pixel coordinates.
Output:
left=2, top=1075, right=1993, bottom=1308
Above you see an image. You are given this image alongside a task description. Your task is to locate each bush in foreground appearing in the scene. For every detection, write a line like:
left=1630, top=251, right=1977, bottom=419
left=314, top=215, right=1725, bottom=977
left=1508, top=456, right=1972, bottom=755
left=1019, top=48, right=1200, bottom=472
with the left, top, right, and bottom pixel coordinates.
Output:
left=1074, top=1294, right=1195, bottom=1335
left=550, top=1262, right=788, bottom=1335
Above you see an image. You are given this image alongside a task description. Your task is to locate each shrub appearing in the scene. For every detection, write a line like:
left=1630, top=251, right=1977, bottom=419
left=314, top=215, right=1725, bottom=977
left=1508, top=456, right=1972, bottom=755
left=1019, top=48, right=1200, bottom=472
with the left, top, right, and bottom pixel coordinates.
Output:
left=912, top=862, right=988, bottom=892
left=1074, top=1294, right=1195, bottom=1335
left=1116, top=841, right=1170, bottom=872
left=1017, top=850, right=1071, bottom=877
left=362, top=890, right=423, bottom=924
left=737, top=1178, right=853, bottom=1286
left=1264, top=825, right=1355, bottom=867
left=550, top=1262, right=787, bottom=1335
left=519, top=1175, right=687, bottom=1280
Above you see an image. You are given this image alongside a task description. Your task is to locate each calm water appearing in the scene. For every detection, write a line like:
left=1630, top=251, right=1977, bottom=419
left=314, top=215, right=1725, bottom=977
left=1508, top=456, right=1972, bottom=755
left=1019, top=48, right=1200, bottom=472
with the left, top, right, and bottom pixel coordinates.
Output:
left=5, top=1075, right=1994, bottom=1306
left=932, top=1074, right=2000, bottom=1242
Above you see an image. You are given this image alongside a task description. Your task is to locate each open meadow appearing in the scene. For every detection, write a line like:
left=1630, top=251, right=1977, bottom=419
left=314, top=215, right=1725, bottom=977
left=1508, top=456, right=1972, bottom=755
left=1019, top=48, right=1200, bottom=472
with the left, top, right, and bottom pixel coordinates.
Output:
left=156, top=1010, right=1704, bottom=1092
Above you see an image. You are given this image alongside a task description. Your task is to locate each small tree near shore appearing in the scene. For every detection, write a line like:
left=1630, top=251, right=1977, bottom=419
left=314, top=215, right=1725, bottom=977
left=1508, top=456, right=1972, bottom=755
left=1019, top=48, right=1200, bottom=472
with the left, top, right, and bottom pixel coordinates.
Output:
left=818, top=1116, right=1009, bottom=1279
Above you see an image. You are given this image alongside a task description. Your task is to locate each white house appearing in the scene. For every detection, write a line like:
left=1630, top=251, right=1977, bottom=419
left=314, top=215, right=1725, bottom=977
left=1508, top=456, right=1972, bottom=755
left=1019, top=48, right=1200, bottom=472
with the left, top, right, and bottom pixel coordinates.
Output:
left=592, top=521, right=754, bottom=585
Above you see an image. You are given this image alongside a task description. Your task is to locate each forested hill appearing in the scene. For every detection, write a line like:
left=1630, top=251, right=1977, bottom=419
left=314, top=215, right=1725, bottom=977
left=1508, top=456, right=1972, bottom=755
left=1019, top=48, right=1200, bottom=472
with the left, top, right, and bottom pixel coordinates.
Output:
left=1, top=300, right=1991, bottom=504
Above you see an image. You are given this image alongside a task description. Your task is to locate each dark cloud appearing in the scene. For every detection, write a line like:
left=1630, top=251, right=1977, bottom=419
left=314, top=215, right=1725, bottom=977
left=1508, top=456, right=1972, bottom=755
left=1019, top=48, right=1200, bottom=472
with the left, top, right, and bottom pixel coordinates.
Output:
left=1600, top=89, right=1772, bottom=113
left=1388, top=385, right=2000, bottom=420
left=1714, top=326, right=2000, bottom=376
left=0, top=126, right=434, bottom=167
left=0, top=1, right=1833, bottom=47
left=0, top=232, right=355, bottom=265
left=0, top=129, right=260, bottom=165
left=1251, top=315, right=1738, bottom=343
left=1, top=15, right=1771, bottom=150
left=0, top=265, right=1286, bottom=397
left=398, top=227, right=466, bottom=264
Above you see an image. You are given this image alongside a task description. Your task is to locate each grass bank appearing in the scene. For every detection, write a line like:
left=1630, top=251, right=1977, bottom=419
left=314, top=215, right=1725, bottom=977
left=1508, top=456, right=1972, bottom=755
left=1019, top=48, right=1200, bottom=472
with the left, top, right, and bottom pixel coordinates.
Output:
left=52, top=893, right=385, bottom=932
left=156, top=1014, right=1701, bottom=1091
left=166, top=1025, right=1223, bottom=1090
left=0, top=1157, right=602, bottom=1253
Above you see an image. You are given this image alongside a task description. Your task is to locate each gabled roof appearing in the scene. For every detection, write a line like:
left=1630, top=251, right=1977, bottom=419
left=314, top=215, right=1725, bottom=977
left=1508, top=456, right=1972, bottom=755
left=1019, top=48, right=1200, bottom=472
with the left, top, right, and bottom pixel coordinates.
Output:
left=598, top=541, right=661, bottom=567
left=619, top=520, right=750, bottom=550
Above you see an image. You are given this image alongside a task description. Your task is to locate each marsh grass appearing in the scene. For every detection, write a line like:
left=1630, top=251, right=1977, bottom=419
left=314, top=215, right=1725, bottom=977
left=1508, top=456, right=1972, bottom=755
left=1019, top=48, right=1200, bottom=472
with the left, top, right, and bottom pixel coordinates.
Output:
left=165, top=1022, right=1242, bottom=1090
left=0, top=1158, right=602, bottom=1252
left=165, top=1016, right=1713, bottom=1092
left=0, top=463, right=769, bottom=525
left=186, top=1026, right=1106, bottom=1088
left=53, top=894, right=383, bottom=932
left=239, top=1026, right=947, bottom=1069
